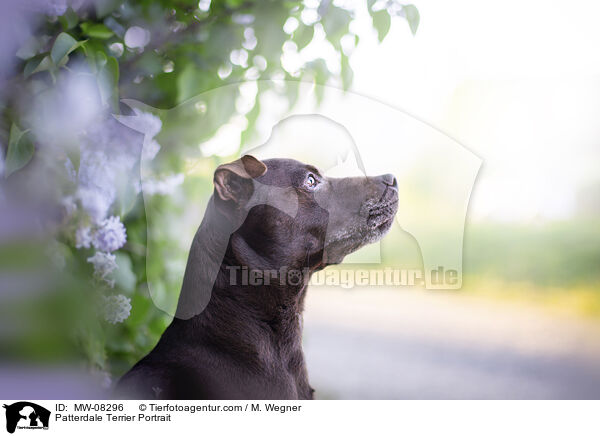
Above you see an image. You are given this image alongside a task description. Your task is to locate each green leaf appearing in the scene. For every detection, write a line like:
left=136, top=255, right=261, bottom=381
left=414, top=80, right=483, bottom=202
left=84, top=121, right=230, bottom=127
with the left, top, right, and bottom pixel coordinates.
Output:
left=106, top=56, right=120, bottom=104
left=23, top=55, right=52, bottom=78
left=372, top=10, right=391, bottom=42
left=403, top=4, right=420, bottom=36
left=50, top=33, right=85, bottom=65
left=322, top=6, right=352, bottom=50
left=59, top=7, right=79, bottom=30
left=293, top=24, right=314, bottom=50
left=341, top=54, right=353, bottom=91
left=16, top=37, right=41, bottom=60
left=96, top=50, right=108, bottom=70
left=81, top=23, right=114, bottom=39
left=50, top=33, right=76, bottom=63
left=83, top=42, right=105, bottom=73
left=97, top=55, right=120, bottom=112
left=4, top=123, right=34, bottom=178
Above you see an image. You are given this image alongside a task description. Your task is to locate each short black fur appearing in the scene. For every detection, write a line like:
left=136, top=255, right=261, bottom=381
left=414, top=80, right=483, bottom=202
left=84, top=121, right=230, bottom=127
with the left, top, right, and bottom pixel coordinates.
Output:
left=116, top=157, right=398, bottom=399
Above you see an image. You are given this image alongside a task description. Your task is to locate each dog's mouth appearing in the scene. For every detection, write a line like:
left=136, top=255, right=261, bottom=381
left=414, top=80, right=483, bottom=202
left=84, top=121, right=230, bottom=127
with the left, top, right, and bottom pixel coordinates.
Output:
left=322, top=195, right=398, bottom=266
left=367, top=198, right=398, bottom=231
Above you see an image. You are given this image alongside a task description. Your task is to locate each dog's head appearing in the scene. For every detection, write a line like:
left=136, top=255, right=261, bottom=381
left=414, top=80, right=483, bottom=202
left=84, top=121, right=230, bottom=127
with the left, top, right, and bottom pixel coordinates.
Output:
left=212, top=155, right=398, bottom=270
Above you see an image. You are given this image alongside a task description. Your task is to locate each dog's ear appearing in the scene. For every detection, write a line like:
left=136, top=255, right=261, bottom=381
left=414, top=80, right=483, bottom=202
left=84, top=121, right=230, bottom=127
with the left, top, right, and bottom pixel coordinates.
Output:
left=213, top=155, right=267, bottom=202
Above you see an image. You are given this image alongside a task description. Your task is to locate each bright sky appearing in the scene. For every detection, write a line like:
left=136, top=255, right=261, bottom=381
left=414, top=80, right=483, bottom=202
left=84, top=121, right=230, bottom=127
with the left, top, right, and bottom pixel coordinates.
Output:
left=199, top=0, right=600, bottom=222
left=343, top=0, right=600, bottom=221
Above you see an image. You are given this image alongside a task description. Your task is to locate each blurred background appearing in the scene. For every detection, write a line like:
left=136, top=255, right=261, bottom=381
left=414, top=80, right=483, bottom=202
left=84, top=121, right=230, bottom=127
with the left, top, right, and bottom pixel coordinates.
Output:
left=0, top=0, right=599, bottom=399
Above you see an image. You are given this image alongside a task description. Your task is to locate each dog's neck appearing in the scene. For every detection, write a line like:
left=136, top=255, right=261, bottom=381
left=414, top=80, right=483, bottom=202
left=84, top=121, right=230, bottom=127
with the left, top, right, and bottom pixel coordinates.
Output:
left=175, top=196, right=235, bottom=320
left=174, top=196, right=310, bottom=359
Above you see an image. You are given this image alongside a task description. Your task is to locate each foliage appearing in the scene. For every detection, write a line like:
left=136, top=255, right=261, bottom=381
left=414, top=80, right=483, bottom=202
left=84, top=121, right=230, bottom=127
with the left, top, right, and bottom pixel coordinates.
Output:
left=0, top=0, right=419, bottom=387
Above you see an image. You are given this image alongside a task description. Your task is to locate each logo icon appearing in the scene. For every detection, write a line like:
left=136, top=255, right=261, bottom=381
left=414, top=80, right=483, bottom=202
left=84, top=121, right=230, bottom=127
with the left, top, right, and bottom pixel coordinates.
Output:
left=3, top=402, right=50, bottom=434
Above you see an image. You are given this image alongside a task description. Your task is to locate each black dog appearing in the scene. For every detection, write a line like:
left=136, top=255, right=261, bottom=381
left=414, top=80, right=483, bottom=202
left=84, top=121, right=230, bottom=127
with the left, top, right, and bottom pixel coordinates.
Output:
left=117, top=156, right=398, bottom=399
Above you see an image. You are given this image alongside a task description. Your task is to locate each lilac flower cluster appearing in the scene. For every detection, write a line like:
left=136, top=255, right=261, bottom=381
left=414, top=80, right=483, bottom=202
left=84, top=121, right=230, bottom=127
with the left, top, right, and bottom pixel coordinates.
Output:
left=102, top=294, right=132, bottom=324
left=77, top=117, right=145, bottom=223
left=87, top=252, right=118, bottom=288
left=75, top=226, right=93, bottom=249
left=93, top=216, right=127, bottom=253
left=52, top=108, right=170, bottom=325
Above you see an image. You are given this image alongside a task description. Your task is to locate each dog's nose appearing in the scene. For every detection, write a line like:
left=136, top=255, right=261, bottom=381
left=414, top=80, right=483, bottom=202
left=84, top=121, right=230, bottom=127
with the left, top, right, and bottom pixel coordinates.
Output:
left=381, top=173, right=398, bottom=191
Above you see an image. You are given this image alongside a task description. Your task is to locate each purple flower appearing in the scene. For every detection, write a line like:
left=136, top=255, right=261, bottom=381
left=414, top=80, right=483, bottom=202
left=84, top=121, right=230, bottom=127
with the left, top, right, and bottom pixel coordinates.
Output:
left=87, top=251, right=117, bottom=287
left=77, top=187, right=114, bottom=224
left=77, top=117, right=145, bottom=222
left=75, top=226, right=93, bottom=249
left=93, top=216, right=127, bottom=252
left=102, top=294, right=132, bottom=324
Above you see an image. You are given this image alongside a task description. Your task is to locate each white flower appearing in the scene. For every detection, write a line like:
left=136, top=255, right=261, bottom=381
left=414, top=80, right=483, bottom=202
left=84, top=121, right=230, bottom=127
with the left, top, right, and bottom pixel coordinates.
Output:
left=77, top=187, right=114, bottom=224
left=73, top=112, right=163, bottom=225
left=78, top=117, right=145, bottom=222
left=75, top=226, right=93, bottom=249
left=93, top=216, right=127, bottom=252
left=87, top=251, right=117, bottom=287
left=77, top=146, right=116, bottom=223
left=102, top=294, right=132, bottom=324
left=142, top=173, right=184, bottom=196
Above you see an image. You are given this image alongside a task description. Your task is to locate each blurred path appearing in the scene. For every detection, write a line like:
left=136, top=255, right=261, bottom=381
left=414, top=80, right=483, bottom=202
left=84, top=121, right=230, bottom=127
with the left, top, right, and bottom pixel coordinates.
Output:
left=303, top=287, right=600, bottom=399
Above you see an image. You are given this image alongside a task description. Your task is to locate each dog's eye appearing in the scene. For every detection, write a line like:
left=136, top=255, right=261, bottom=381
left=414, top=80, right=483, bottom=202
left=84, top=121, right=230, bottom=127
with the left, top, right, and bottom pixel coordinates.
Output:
left=305, top=174, right=318, bottom=189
